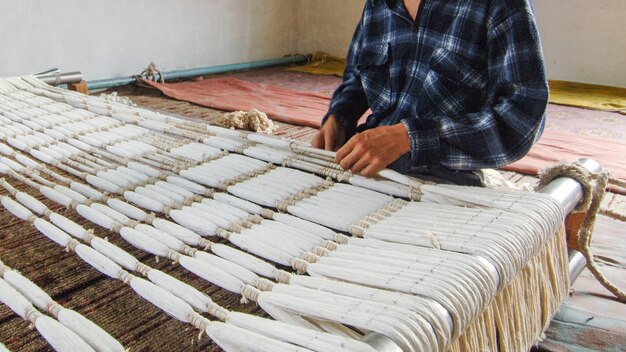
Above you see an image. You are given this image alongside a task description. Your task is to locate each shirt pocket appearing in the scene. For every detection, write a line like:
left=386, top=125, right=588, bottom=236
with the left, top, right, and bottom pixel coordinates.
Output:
left=421, top=48, right=486, bottom=117
left=357, top=43, right=393, bottom=113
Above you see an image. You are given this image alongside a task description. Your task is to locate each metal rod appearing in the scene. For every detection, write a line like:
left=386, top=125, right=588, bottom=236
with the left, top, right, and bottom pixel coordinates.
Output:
left=33, top=68, right=60, bottom=76
left=37, top=71, right=83, bottom=86
left=87, top=55, right=309, bottom=90
left=361, top=158, right=602, bottom=351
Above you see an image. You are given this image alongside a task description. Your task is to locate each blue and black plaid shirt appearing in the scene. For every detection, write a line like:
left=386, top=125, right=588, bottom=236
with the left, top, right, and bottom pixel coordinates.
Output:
left=326, top=0, right=548, bottom=170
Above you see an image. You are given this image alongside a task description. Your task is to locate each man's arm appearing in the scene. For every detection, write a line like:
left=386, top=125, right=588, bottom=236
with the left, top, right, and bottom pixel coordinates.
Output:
left=312, top=14, right=370, bottom=151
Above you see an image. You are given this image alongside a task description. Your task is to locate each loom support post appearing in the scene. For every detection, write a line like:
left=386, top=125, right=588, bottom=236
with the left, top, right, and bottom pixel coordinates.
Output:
left=361, top=158, right=602, bottom=352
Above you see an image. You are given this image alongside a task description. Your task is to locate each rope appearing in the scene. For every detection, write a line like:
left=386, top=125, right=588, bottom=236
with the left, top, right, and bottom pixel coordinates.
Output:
left=537, top=162, right=625, bottom=302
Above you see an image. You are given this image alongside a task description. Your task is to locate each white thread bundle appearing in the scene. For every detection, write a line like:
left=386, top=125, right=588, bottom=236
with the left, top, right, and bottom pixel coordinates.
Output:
left=169, top=208, right=219, bottom=236
left=259, top=284, right=438, bottom=352
left=206, top=322, right=313, bottom=352
left=226, top=312, right=376, bottom=352
left=41, top=186, right=76, bottom=206
left=210, top=243, right=278, bottom=280
left=76, top=204, right=117, bottom=230
left=0, top=279, right=96, bottom=352
left=1, top=270, right=124, bottom=352
left=152, top=218, right=207, bottom=247
left=178, top=256, right=244, bottom=294
left=119, top=227, right=171, bottom=257
left=195, top=252, right=260, bottom=286
left=146, top=269, right=213, bottom=312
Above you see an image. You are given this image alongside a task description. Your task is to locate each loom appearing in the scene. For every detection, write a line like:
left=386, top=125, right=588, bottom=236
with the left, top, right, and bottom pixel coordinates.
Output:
left=0, top=75, right=601, bottom=352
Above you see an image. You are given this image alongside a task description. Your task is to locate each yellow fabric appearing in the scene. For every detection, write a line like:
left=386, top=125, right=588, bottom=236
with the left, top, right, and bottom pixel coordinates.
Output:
left=287, top=52, right=346, bottom=77
left=549, top=80, right=626, bottom=111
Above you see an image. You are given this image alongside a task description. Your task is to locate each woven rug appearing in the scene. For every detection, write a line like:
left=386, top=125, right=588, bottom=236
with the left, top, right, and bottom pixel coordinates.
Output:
left=0, top=171, right=266, bottom=352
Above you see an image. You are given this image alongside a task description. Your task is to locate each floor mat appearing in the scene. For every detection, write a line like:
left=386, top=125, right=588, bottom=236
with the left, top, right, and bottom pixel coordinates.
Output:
left=549, top=80, right=626, bottom=112
left=139, top=77, right=331, bottom=128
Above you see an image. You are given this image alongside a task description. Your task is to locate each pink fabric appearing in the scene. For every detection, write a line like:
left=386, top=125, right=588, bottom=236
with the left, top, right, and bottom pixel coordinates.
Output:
left=504, top=130, right=626, bottom=182
left=139, top=77, right=333, bottom=128
left=141, top=77, right=625, bottom=188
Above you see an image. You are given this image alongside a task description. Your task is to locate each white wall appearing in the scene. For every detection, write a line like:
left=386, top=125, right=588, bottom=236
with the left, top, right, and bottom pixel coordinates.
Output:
left=0, top=0, right=299, bottom=80
left=296, top=0, right=364, bottom=59
left=534, top=0, right=626, bottom=87
left=1, top=0, right=623, bottom=86
left=295, top=0, right=626, bottom=87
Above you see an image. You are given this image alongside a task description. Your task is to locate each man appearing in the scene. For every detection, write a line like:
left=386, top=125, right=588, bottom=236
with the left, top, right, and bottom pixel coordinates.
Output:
left=312, top=0, right=548, bottom=186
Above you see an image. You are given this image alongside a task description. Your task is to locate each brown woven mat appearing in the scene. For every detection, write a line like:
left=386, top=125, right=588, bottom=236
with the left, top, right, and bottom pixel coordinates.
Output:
left=0, top=164, right=266, bottom=351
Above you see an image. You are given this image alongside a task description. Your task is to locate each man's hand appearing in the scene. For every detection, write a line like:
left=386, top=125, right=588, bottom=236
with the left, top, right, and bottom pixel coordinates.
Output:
left=311, top=115, right=347, bottom=151
left=336, top=123, right=411, bottom=177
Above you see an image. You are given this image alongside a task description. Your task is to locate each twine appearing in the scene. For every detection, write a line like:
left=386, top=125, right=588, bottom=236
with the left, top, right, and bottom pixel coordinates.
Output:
left=301, top=252, right=318, bottom=264
left=240, top=285, right=261, bottom=304
left=260, top=208, right=275, bottom=219
left=24, top=307, right=42, bottom=325
left=274, top=270, right=292, bottom=284
left=135, top=263, right=151, bottom=277
left=291, top=258, right=309, bottom=274
left=46, top=301, right=63, bottom=318
left=207, top=302, right=228, bottom=321
left=537, top=162, right=625, bottom=302
left=255, top=278, right=275, bottom=292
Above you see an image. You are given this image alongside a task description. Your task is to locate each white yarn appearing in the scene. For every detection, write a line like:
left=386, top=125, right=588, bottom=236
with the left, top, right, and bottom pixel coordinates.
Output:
left=213, top=190, right=263, bottom=214
left=124, top=191, right=165, bottom=213
left=207, top=322, right=313, bottom=352
left=106, top=198, right=148, bottom=222
left=90, top=203, right=130, bottom=225
left=129, top=277, right=196, bottom=322
left=0, top=278, right=32, bottom=319
left=54, top=185, right=88, bottom=203
left=229, top=233, right=294, bottom=267
left=39, top=186, right=73, bottom=208
left=135, top=186, right=177, bottom=207
left=188, top=204, right=235, bottom=228
left=56, top=309, right=124, bottom=352
left=134, top=224, right=185, bottom=252
left=86, top=175, right=123, bottom=194
left=33, top=219, right=72, bottom=247
left=0, top=279, right=96, bottom=352
left=119, top=227, right=170, bottom=257
left=15, top=191, right=48, bottom=216
left=76, top=204, right=117, bottom=231
left=151, top=218, right=204, bottom=247
left=3, top=271, right=52, bottom=313
left=166, top=175, right=208, bottom=195
left=226, top=312, right=376, bottom=352
left=74, top=245, right=124, bottom=279
left=48, top=213, right=88, bottom=240
left=1, top=196, right=34, bottom=221
left=271, top=213, right=337, bottom=241
left=210, top=243, right=278, bottom=280
left=178, top=256, right=244, bottom=294
left=169, top=209, right=218, bottom=236
left=90, top=237, right=139, bottom=271
left=146, top=269, right=213, bottom=312
left=0, top=157, right=26, bottom=173
left=70, top=181, right=104, bottom=200
left=194, top=252, right=260, bottom=286
left=36, top=315, right=97, bottom=352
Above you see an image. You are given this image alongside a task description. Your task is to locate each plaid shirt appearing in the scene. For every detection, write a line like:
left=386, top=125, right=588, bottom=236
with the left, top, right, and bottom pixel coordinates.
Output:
left=326, top=0, right=548, bottom=170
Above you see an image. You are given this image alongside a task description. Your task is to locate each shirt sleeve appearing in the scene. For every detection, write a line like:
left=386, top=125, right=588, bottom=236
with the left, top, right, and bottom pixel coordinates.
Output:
left=323, top=15, right=370, bottom=139
left=402, top=9, right=549, bottom=170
